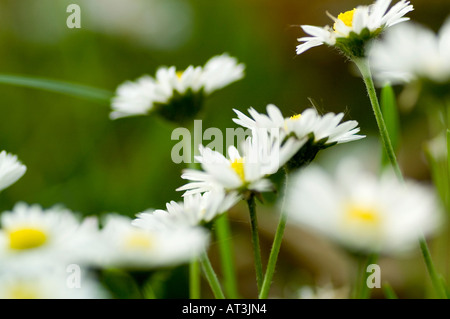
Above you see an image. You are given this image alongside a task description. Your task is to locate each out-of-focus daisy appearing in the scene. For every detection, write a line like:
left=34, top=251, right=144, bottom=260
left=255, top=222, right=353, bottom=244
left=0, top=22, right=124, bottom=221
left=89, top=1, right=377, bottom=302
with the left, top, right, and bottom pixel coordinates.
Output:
left=0, top=261, right=108, bottom=299
left=0, top=202, right=99, bottom=265
left=96, top=214, right=208, bottom=269
left=133, top=190, right=240, bottom=229
left=296, top=0, right=413, bottom=58
left=110, top=53, right=245, bottom=123
left=298, top=284, right=349, bottom=299
left=233, top=104, right=364, bottom=169
left=285, top=158, right=442, bottom=254
left=177, top=128, right=304, bottom=197
left=0, top=151, right=26, bottom=192
left=369, top=18, right=450, bottom=87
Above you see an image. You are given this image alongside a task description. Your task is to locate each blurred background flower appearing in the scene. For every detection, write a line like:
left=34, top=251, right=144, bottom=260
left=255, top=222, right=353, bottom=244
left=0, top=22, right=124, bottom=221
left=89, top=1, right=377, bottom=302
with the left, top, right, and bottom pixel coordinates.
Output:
left=0, top=0, right=449, bottom=298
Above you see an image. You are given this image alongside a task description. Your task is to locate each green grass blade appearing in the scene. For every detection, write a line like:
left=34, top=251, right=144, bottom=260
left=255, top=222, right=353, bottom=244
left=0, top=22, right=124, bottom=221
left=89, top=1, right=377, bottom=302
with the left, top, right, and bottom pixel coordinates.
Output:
left=380, top=83, right=400, bottom=168
left=0, top=73, right=113, bottom=103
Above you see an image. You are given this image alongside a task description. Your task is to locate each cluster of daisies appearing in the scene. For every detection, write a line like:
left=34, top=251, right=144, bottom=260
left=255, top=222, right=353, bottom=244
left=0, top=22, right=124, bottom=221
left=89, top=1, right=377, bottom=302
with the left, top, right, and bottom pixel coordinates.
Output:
left=1, top=0, right=448, bottom=299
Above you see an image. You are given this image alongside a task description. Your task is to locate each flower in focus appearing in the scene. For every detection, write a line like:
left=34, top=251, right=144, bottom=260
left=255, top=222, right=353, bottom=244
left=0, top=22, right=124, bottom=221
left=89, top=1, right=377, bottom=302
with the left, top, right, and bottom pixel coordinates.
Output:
left=233, top=104, right=365, bottom=169
left=285, top=158, right=442, bottom=254
left=296, top=0, right=413, bottom=58
left=177, top=127, right=304, bottom=197
left=0, top=151, right=26, bottom=192
left=110, top=53, right=245, bottom=123
left=133, top=190, right=240, bottom=229
left=369, top=18, right=450, bottom=87
left=96, top=214, right=209, bottom=269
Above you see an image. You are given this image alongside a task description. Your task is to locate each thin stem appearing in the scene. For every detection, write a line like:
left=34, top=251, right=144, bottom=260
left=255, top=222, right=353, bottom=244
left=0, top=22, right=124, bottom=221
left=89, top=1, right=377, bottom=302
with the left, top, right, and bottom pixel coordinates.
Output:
left=0, top=73, right=113, bottom=103
left=382, top=282, right=398, bottom=299
left=215, top=214, right=240, bottom=298
left=189, top=259, right=201, bottom=299
left=353, top=58, right=403, bottom=182
left=247, top=195, right=264, bottom=294
left=259, top=171, right=289, bottom=299
left=419, top=236, right=447, bottom=299
left=200, top=252, right=226, bottom=299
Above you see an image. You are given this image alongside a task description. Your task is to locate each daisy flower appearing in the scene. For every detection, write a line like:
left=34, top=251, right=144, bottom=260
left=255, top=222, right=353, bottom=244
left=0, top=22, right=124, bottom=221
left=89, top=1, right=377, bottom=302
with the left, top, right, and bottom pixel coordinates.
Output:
left=369, top=18, right=450, bottom=86
left=0, top=261, right=108, bottom=299
left=96, top=214, right=209, bottom=269
left=110, top=53, right=245, bottom=123
left=177, top=127, right=304, bottom=196
left=285, top=158, right=442, bottom=254
left=0, top=151, right=26, bottom=192
left=233, top=104, right=365, bottom=169
left=296, top=0, right=414, bottom=58
left=133, top=189, right=240, bottom=229
left=0, top=202, right=99, bottom=266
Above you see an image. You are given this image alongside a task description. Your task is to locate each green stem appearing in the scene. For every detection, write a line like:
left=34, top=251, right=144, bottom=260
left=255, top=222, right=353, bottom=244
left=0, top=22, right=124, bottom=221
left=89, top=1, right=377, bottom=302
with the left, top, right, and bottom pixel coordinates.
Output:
left=382, top=282, right=398, bottom=299
left=353, top=58, right=403, bottom=182
left=419, top=236, right=447, bottom=299
left=259, top=172, right=289, bottom=299
left=247, top=195, right=264, bottom=294
left=189, top=259, right=201, bottom=299
left=200, top=253, right=226, bottom=299
left=0, top=73, right=113, bottom=103
left=215, top=214, right=240, bottom=298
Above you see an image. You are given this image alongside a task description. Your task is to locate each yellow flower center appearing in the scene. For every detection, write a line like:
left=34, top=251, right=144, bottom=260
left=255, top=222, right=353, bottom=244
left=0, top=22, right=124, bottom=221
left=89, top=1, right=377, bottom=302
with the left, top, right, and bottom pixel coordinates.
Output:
left=8, top=284, right=40, bottom=299
left=230, top=158, right=245, bottom=182
left=334, top=9, right=356, bottom=30
left=8, top=228, right=47, bottom=250
left=176, top=70, right=184, bottom=80
left=290, top=114, right=302, bottom=121
left=124, top=231, right=154, bottom=250
left=345, top=204, right=380, bottom=227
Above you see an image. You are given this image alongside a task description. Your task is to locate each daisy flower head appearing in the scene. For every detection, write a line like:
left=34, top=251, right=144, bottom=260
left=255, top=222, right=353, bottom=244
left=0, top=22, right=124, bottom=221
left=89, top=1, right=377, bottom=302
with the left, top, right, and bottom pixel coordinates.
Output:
left=285, top=158, right=442, bottom=255
left=0, top=150, right=26, bottom=192
left=0, top=202, right=99, bottom=266
left=0, top=261, right=108, bottom=299
left=96, top=214, right=209, bottom=269
left=177, top=127, right=304, bottom=197
left=369, top=17, right=450, bottom=91
left=110, top=53, right=245, bottom=124
left=133, top=190, right=240, bottom=229
left=233, top=104, right=365, bottom=170
left=296, top=0, right=414, bottom=59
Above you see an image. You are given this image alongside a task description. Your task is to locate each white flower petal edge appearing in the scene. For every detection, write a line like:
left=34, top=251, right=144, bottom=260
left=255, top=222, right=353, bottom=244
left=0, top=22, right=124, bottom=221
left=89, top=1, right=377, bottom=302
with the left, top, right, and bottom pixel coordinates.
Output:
left=0, top=151, right=26, bottom=192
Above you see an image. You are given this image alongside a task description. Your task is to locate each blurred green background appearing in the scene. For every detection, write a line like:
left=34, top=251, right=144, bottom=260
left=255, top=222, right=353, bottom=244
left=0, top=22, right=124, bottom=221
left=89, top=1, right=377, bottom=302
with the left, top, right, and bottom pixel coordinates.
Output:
left=0, top=0, right=449, bottom=298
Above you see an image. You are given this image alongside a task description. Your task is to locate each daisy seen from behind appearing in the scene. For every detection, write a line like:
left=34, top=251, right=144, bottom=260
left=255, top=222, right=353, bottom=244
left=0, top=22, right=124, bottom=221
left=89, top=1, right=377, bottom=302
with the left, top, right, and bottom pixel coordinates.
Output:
left=110, top=53, right=245, bottom=123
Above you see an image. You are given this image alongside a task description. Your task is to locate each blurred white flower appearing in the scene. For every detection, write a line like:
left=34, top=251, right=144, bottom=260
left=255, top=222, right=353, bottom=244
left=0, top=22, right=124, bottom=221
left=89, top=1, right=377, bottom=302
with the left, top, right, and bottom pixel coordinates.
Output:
left=298, top=284, right=349, bottom=299
left=97, top=214, right=208, bottom=269
left=133, top=190, right=240, bottom=228
left=177, top=128, right=303, bottom=196
left=369, top=18, right=450, bottom=85
left=296, top=0, right=413, bottom=57
left=0, top=261, right=108, bottom=299
left=110, top=53, right=245, bottom=121
left=0, top=203, right=99, bottom=266
left=285, top=158, right=442, bottom=254
left=0, top=151, right=26, bottom=192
